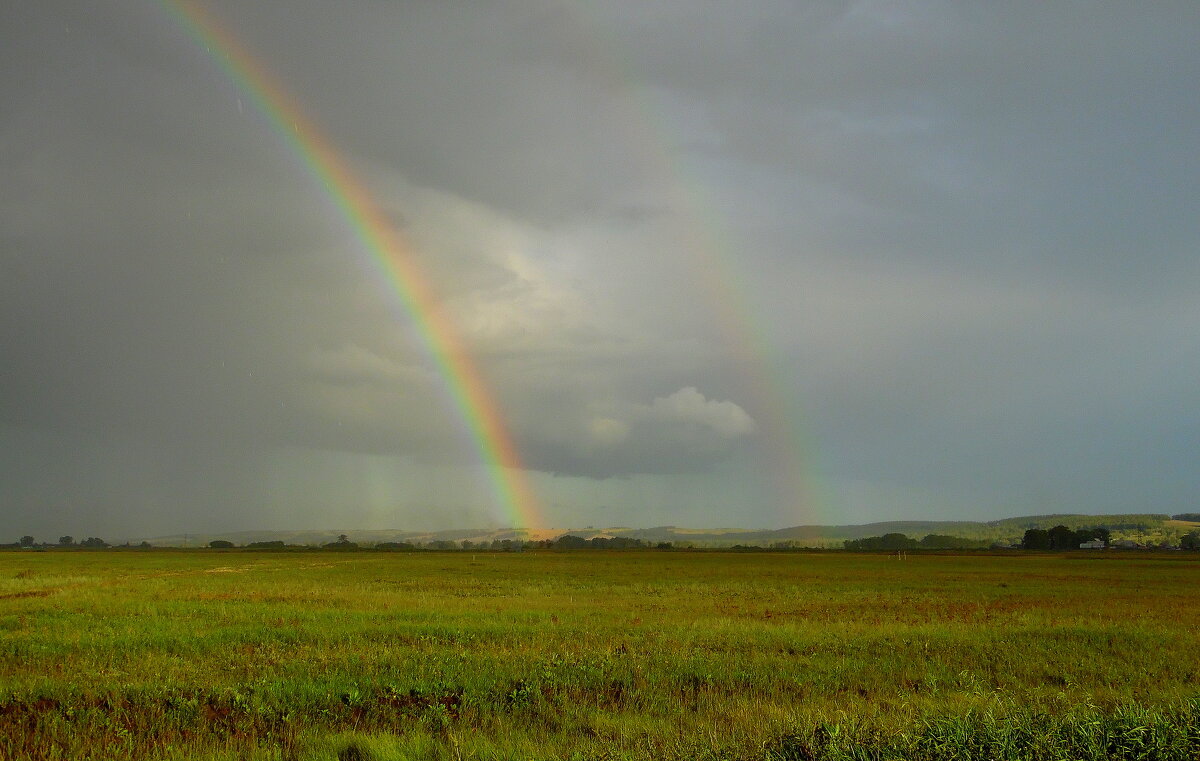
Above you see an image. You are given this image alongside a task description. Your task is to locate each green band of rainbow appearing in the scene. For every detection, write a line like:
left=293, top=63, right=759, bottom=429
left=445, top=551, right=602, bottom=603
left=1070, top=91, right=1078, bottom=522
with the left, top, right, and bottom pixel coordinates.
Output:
left=161, top=0, right=543, bottom=528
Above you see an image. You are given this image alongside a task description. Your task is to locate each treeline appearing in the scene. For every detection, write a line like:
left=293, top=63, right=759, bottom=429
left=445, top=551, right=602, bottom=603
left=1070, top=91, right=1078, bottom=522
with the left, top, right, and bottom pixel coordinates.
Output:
left=202, top=535, right=670, bottom=551
left=14, top=525, right=1200, bottom=553
left=843, top=533, right=990, bottom=551
left=1020, top=524, right=1200, bottom=550
left=841, top=524, right=1200, bottom=553
left=4, top=536, right=150, bottom=550
left=373, top=534, right=669, bottom=551
left=1021, top=525, right=1109, bottom=549
left=994, top=514, right=1172, bottom=532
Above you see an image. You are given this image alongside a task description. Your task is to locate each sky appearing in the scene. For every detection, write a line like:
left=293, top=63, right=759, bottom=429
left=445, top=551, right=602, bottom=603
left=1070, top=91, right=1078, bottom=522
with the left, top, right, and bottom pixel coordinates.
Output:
left=2, top=1, right=1198, bottom=540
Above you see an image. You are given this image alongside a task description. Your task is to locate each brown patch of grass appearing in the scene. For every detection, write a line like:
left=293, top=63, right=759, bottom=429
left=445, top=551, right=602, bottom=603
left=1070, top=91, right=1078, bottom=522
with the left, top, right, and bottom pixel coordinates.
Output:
left=0, top=589, right=53, bottom=600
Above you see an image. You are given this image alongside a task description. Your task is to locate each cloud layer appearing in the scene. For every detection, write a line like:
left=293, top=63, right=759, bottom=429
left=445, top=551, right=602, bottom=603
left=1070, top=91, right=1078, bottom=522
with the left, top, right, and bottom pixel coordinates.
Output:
left=2, top=1, right=1197, bottom=537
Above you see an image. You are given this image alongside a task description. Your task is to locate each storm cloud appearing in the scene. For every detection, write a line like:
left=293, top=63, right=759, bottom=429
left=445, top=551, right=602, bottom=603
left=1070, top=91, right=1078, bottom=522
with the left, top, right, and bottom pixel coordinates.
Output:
left=2, top=1, right=1197, bottom=538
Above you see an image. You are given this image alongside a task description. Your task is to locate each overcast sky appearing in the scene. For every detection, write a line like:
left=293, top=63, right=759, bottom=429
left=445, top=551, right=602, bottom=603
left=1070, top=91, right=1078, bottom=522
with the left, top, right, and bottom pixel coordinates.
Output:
left=3, top=1, right=1197, bottom=540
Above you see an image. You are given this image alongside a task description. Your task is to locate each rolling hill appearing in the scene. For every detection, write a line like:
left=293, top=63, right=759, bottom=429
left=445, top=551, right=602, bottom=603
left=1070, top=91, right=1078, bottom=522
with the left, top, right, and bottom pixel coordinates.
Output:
left=134, top=513, right=1191, bottom=548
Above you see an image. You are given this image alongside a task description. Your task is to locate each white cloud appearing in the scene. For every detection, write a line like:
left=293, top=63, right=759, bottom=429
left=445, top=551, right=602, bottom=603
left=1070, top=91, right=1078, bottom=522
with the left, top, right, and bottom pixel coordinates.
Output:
left=643, top=387, right=755, bottom=438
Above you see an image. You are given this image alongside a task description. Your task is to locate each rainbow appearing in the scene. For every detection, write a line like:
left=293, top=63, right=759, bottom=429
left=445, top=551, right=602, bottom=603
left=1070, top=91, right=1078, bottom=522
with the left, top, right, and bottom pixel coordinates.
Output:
left=555, top=3, right=832, bottom=526
left=159, top=0, right=544, bottom=528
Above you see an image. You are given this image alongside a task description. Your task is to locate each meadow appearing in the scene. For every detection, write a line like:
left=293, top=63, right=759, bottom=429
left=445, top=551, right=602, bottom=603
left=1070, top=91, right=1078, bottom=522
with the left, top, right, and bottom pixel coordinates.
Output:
left=1, top=549, right=1198, bottom=760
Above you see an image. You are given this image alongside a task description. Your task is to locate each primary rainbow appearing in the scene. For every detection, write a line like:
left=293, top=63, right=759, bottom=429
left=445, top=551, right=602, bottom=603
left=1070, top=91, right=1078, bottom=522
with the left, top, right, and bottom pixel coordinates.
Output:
left=160, top=0, right=544, bottom=528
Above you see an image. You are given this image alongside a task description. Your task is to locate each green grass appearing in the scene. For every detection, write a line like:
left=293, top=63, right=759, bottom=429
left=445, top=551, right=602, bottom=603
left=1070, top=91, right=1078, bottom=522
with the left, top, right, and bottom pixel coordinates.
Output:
left=2, top=550, right=1197, bottom=759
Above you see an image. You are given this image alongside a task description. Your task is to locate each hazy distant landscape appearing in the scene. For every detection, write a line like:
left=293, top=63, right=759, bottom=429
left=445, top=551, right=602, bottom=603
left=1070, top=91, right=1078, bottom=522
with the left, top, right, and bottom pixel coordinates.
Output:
left=110, top=512, right=1200, bottom=551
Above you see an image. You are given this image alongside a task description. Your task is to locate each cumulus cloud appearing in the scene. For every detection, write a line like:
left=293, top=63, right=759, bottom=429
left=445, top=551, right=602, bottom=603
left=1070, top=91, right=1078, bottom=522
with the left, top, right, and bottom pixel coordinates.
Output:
left=643, top=387, right=756, bottom=438
left=521, top=388, right=756, bottom=479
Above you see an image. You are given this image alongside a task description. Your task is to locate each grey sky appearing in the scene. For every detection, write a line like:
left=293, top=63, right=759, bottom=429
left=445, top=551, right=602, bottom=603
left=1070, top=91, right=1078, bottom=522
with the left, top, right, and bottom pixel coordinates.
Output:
left=2, top=1, right=1197, bottom=539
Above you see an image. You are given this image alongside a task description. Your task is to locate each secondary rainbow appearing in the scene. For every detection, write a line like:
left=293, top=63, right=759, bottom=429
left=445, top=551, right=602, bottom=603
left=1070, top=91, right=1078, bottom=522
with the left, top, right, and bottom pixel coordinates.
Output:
left=160, top=0, right=544, bottom=528
left=557, top=3, right=832, bottom=526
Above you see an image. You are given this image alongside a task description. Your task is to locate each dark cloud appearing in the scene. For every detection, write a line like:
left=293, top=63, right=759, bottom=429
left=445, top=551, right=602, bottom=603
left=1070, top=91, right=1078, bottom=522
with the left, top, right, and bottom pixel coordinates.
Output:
left=2, top=1, right=1197, bottom=537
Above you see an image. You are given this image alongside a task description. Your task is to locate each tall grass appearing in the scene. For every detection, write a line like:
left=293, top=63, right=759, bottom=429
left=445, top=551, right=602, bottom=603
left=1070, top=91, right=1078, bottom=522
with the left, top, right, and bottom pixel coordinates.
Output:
left=1, top=550, right=1196, bottom=759
left=771, top=699, right=1200, bottom=760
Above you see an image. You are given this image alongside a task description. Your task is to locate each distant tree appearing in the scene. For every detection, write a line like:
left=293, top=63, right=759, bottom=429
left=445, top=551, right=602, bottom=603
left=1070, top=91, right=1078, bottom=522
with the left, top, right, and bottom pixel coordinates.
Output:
left=209, top=540, right=235, bottom=549
left=614, top=537, right=647, bottom=549
left=1181, top=531, right=1200, bottom=551
left=138, top=541, right=152, bottom=549
left=58, top=536, right=74, bottom=546
left=461, top=540, right=474, bottom=550
left=1022, top=528, right=1051, bottom=550
left=246, top=540, right=286, bottom=549
left=880, top=533, right=917, bottom=550
left=323, top=535, right=358, bottom=550
left=1172, top=513, right=1200, bottom=522
left=844, top=533, right=919, bottom=551
left=1047, top=525, right=1076, bottom=550
left=553, top=535, right=589, bottom=549
left=80, top=537, right=108, bottom=548
left=376, top=541, right=414, bottom=551
left=919, top=534, right=987, bottom=550
left=18, top=535, right=35, bottom=547
left=1069, top=527, right=1110, bottom=546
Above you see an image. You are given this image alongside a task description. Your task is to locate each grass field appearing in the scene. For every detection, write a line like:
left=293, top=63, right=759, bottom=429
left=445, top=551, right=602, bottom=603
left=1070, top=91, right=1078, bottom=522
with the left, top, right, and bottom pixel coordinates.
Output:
left=2, top=550, right=1198, bottom=760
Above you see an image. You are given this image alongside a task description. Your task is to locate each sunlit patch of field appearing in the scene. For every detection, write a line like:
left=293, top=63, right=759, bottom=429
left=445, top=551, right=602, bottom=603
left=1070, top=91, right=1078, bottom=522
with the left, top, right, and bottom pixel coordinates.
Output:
left=1, top=550, right=1198, bottom=760
left=1165, top=519, right=1200, bottom=530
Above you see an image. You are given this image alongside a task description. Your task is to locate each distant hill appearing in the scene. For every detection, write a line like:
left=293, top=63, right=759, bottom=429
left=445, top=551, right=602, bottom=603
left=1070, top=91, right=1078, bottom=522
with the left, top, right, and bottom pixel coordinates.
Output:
left=596, top=514, right=1178, bottom=547
left=136, top=527, right=562, bottom=548
left=988, top=513, right=1172, bottom=532
left=134, top=513, right=1187, bottom=548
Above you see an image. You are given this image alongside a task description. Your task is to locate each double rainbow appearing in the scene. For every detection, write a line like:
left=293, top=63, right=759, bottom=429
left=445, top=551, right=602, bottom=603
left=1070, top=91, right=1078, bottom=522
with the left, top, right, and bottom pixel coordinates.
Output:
left=161, top=0, right=544, bottom=528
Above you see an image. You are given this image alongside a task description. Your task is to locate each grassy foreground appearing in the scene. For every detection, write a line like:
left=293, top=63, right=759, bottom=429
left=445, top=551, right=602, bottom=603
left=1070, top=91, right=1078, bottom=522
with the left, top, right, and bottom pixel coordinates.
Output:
left=1, top=550, right=1198, bottom=760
